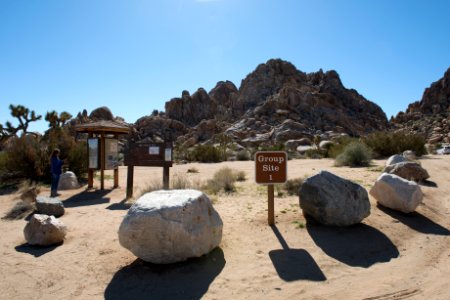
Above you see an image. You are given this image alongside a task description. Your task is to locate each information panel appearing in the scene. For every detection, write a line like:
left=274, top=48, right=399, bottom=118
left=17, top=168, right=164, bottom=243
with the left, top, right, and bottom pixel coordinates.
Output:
left=105, top=138, right=119, bottom=170
left=88, top=138, right=99, bottom=169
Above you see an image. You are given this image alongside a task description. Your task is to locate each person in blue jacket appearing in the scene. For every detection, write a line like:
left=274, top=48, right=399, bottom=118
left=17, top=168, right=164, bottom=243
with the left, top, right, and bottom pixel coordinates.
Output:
left=50, top=148, right=64, bottom=197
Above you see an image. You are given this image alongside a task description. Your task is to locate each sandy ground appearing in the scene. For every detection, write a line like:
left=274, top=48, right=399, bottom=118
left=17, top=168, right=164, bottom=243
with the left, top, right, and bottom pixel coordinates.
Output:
left=0, top=155, right=449, bottom=300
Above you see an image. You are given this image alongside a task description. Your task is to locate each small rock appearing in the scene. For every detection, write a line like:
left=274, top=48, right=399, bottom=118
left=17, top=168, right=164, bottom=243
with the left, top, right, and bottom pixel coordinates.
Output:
left=58, top=171, right=79, bottom=190
left=383, top=161, right=429, bottom=182
left=36, top=196, right=65, bottom=217
left=24, top=214, right=67, bottom=246
left=385, top=154, right=407, bottom=167
left=402, top=150, right=416, bottom=161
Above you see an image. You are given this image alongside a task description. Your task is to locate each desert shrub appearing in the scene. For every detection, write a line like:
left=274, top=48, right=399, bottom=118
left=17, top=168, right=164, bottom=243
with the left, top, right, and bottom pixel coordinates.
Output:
left=204, top=167, right=237, bottom=194
left=335, top=142, right=372, bottom=167
left=305, top=149, right=324, bottom=159
left=68, top=139, right=88, bottom=179
left=326, top=136, right=358, bottom=158
left=235, top=170, right=247, bottom=182
left=3, top=135, right=47, bottom=181
left=236, top=149, right=250, bottom=161
left=283, top=178, right=304, bottom=195
left=191, top=144, right=222, bottom=163
left=363, top=131, right=427, bottom=158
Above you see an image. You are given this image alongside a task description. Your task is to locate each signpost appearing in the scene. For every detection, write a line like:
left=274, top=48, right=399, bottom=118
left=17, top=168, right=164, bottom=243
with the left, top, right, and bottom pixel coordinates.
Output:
left=124, top=142, right=173, bottom=199
left=255, top=151, right=287, bottom=225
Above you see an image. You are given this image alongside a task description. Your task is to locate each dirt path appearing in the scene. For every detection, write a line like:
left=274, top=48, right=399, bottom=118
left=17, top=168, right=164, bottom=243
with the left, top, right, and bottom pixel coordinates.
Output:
left=0, top=155, right=449, bottom=299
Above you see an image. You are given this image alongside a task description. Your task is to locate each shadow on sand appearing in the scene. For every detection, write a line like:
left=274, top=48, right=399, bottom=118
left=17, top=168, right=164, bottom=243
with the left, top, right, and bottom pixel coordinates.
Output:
left=269, top=225, right=326, bottom=282
left=62, top=189, right=111, bottom=208
left=306, top=219, right=399, bottom=268
left=106, top=199, right=131, bottom=210
left=378, top=205, right=450, bottom=235
left=104, top=248, right=225, bottom=300
left=15, top=242, right=61, bottom=257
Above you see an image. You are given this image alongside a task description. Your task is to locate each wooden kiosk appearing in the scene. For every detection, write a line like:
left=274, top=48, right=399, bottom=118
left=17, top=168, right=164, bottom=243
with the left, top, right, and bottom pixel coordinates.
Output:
left=75, top=121, right=130, bottom=190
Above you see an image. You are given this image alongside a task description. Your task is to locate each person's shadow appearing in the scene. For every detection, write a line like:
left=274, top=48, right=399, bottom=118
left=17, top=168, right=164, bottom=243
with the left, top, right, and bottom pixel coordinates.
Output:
left=104, top=248, right=225, bottom=300
left=306, top=217, right=399, bottom=268
left=268, top=225, right=326, bottom=282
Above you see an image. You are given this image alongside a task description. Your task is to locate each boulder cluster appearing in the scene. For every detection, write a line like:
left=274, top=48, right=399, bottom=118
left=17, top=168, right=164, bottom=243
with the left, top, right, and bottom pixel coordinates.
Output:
left=298, top=151, right=430, bottom=226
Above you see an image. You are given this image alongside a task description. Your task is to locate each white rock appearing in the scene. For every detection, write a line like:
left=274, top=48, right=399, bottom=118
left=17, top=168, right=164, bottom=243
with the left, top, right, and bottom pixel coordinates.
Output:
left=118, top=189, right=223, bottom=264
left=58, top=171, right=79, bottom=190
left=24, top=214, right=67, bottom=246
left=370, top=173, right=423, bottom=213
left=402, top=150, right=416, bottom=161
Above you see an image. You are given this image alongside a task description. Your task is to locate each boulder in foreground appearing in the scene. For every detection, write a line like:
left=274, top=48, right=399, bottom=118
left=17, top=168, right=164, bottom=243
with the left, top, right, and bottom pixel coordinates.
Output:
left=24, top=214, right=67, bottom=246
left=299, top=171, right=370, bottom=226
left=118, top=189, right=223, bottom=264
left=370, top=173, right=423, bottom=213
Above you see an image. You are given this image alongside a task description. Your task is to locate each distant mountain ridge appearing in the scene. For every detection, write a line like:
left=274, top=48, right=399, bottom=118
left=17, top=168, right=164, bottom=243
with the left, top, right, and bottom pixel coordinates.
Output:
left=133, top=58, right=388, bottom=147
left=392, top=67, right=450, bottom=144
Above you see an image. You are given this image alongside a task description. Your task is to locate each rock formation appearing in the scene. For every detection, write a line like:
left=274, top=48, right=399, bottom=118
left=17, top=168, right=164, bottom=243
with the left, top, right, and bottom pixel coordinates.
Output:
left=391, top=68, right=450, bottom=144
left=24, top=214, right=67, bottom=246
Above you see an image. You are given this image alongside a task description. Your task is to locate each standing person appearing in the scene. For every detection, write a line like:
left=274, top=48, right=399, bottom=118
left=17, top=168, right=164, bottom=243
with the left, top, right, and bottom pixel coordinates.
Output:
left=50, top=148, right=64, bottom=197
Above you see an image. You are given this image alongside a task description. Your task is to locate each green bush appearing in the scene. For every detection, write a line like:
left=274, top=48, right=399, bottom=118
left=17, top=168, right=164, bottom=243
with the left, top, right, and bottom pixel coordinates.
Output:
left=335, top=142, right=372, bottom=167
left=236, top=149, right=250, bottom=161
left=363, top=131, right=427, bottom=158
left=191, top=144, right=223, bottom=163
left=68, top=139, right=88, bottom=179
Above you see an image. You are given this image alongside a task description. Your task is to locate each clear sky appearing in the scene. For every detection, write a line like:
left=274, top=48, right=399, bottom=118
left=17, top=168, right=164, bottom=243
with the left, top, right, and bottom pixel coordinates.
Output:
left=1, top=0, right=449, bottom=134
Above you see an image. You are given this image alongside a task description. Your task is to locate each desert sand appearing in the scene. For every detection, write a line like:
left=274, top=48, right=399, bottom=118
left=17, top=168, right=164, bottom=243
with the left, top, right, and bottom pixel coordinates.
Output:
left=0, top=155, right=449, bottom=300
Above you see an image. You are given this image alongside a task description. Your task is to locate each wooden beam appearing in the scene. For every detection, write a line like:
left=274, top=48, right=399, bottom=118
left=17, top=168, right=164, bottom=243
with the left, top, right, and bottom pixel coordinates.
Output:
left=126, top=165, right=134, bottom=199
left=100, top=133, right=105, bottom=190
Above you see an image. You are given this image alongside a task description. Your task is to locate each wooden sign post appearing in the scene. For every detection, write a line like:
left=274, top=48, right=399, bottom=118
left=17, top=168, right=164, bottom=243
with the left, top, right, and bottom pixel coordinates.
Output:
left=255, top=151, right=287, bottom=225
left=124, top=142, right=173, bottom=199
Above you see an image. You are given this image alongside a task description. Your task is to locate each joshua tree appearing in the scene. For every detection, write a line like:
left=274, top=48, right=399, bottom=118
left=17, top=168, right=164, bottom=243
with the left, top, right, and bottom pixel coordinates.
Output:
left=45, top=110, right=73, bottom=129
left=1, top=104, right=42, bottom=138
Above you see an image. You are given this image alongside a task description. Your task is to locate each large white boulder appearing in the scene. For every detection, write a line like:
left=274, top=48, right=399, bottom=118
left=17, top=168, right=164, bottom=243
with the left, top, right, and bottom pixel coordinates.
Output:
left=299, top=171, right=370, bottom=226
left=118, top=189, right=223, bottom=264
left=58, top=171, right=79, bottom=190
left=24, top=214, right=67, bottom=246
left=370, top=173, right=423, bottom=213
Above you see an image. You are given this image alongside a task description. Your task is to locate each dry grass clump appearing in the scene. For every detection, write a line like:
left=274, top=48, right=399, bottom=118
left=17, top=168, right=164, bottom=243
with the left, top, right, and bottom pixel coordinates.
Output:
left=283, top=178, right=304, bottom=196
left=204, top=167, right=245, bottom=194
left=2, top=201, right=35, bottom=220
left=138, top=172, right=203, bottom=197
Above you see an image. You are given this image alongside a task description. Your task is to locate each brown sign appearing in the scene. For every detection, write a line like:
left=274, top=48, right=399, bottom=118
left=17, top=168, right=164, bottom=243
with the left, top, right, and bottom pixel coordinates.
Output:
left=255, top=151, right=287, bottom=184
left=124, top=142, right=173, bottom=167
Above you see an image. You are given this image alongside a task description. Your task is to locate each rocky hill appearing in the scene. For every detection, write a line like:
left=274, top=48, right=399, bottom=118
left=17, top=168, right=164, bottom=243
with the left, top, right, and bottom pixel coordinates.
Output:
left=391, top=68, right=450, bottom=144
left=133, top=59, right=388, bottom=147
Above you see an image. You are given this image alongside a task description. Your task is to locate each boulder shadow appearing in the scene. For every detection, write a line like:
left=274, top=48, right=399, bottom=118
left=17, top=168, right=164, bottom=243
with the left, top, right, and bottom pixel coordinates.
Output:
left=106, top=199, right=131, bottom=210
left=62, top=189, right=111, bottom=208
left=15, top=242, right=61, bottom=257
left=306, top=219, right=399, bottom=268
left=104, top=247, right=225, bottom=300
left=269, top=226, right=326, bottom=282
left=420, top=180, right=438, bottom=188
left=377, top=205, right=450, bottom=235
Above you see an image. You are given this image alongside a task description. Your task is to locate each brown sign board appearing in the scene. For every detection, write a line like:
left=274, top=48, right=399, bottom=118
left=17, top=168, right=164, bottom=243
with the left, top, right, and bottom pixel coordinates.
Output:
left=255, top=151, right=287, bottom=184
left=124, top=142, right=173, bottom=167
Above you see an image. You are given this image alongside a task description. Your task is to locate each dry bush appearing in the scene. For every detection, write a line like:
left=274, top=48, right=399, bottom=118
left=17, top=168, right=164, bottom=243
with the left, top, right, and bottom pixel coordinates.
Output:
left=204, top=167, right=238, bottom=194
left=283, top=178, right=304, bottom=196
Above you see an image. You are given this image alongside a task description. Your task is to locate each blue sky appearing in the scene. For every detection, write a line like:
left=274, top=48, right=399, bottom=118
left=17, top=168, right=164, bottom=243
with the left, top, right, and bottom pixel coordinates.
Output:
left=1, top=0, right=449, bottom=133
